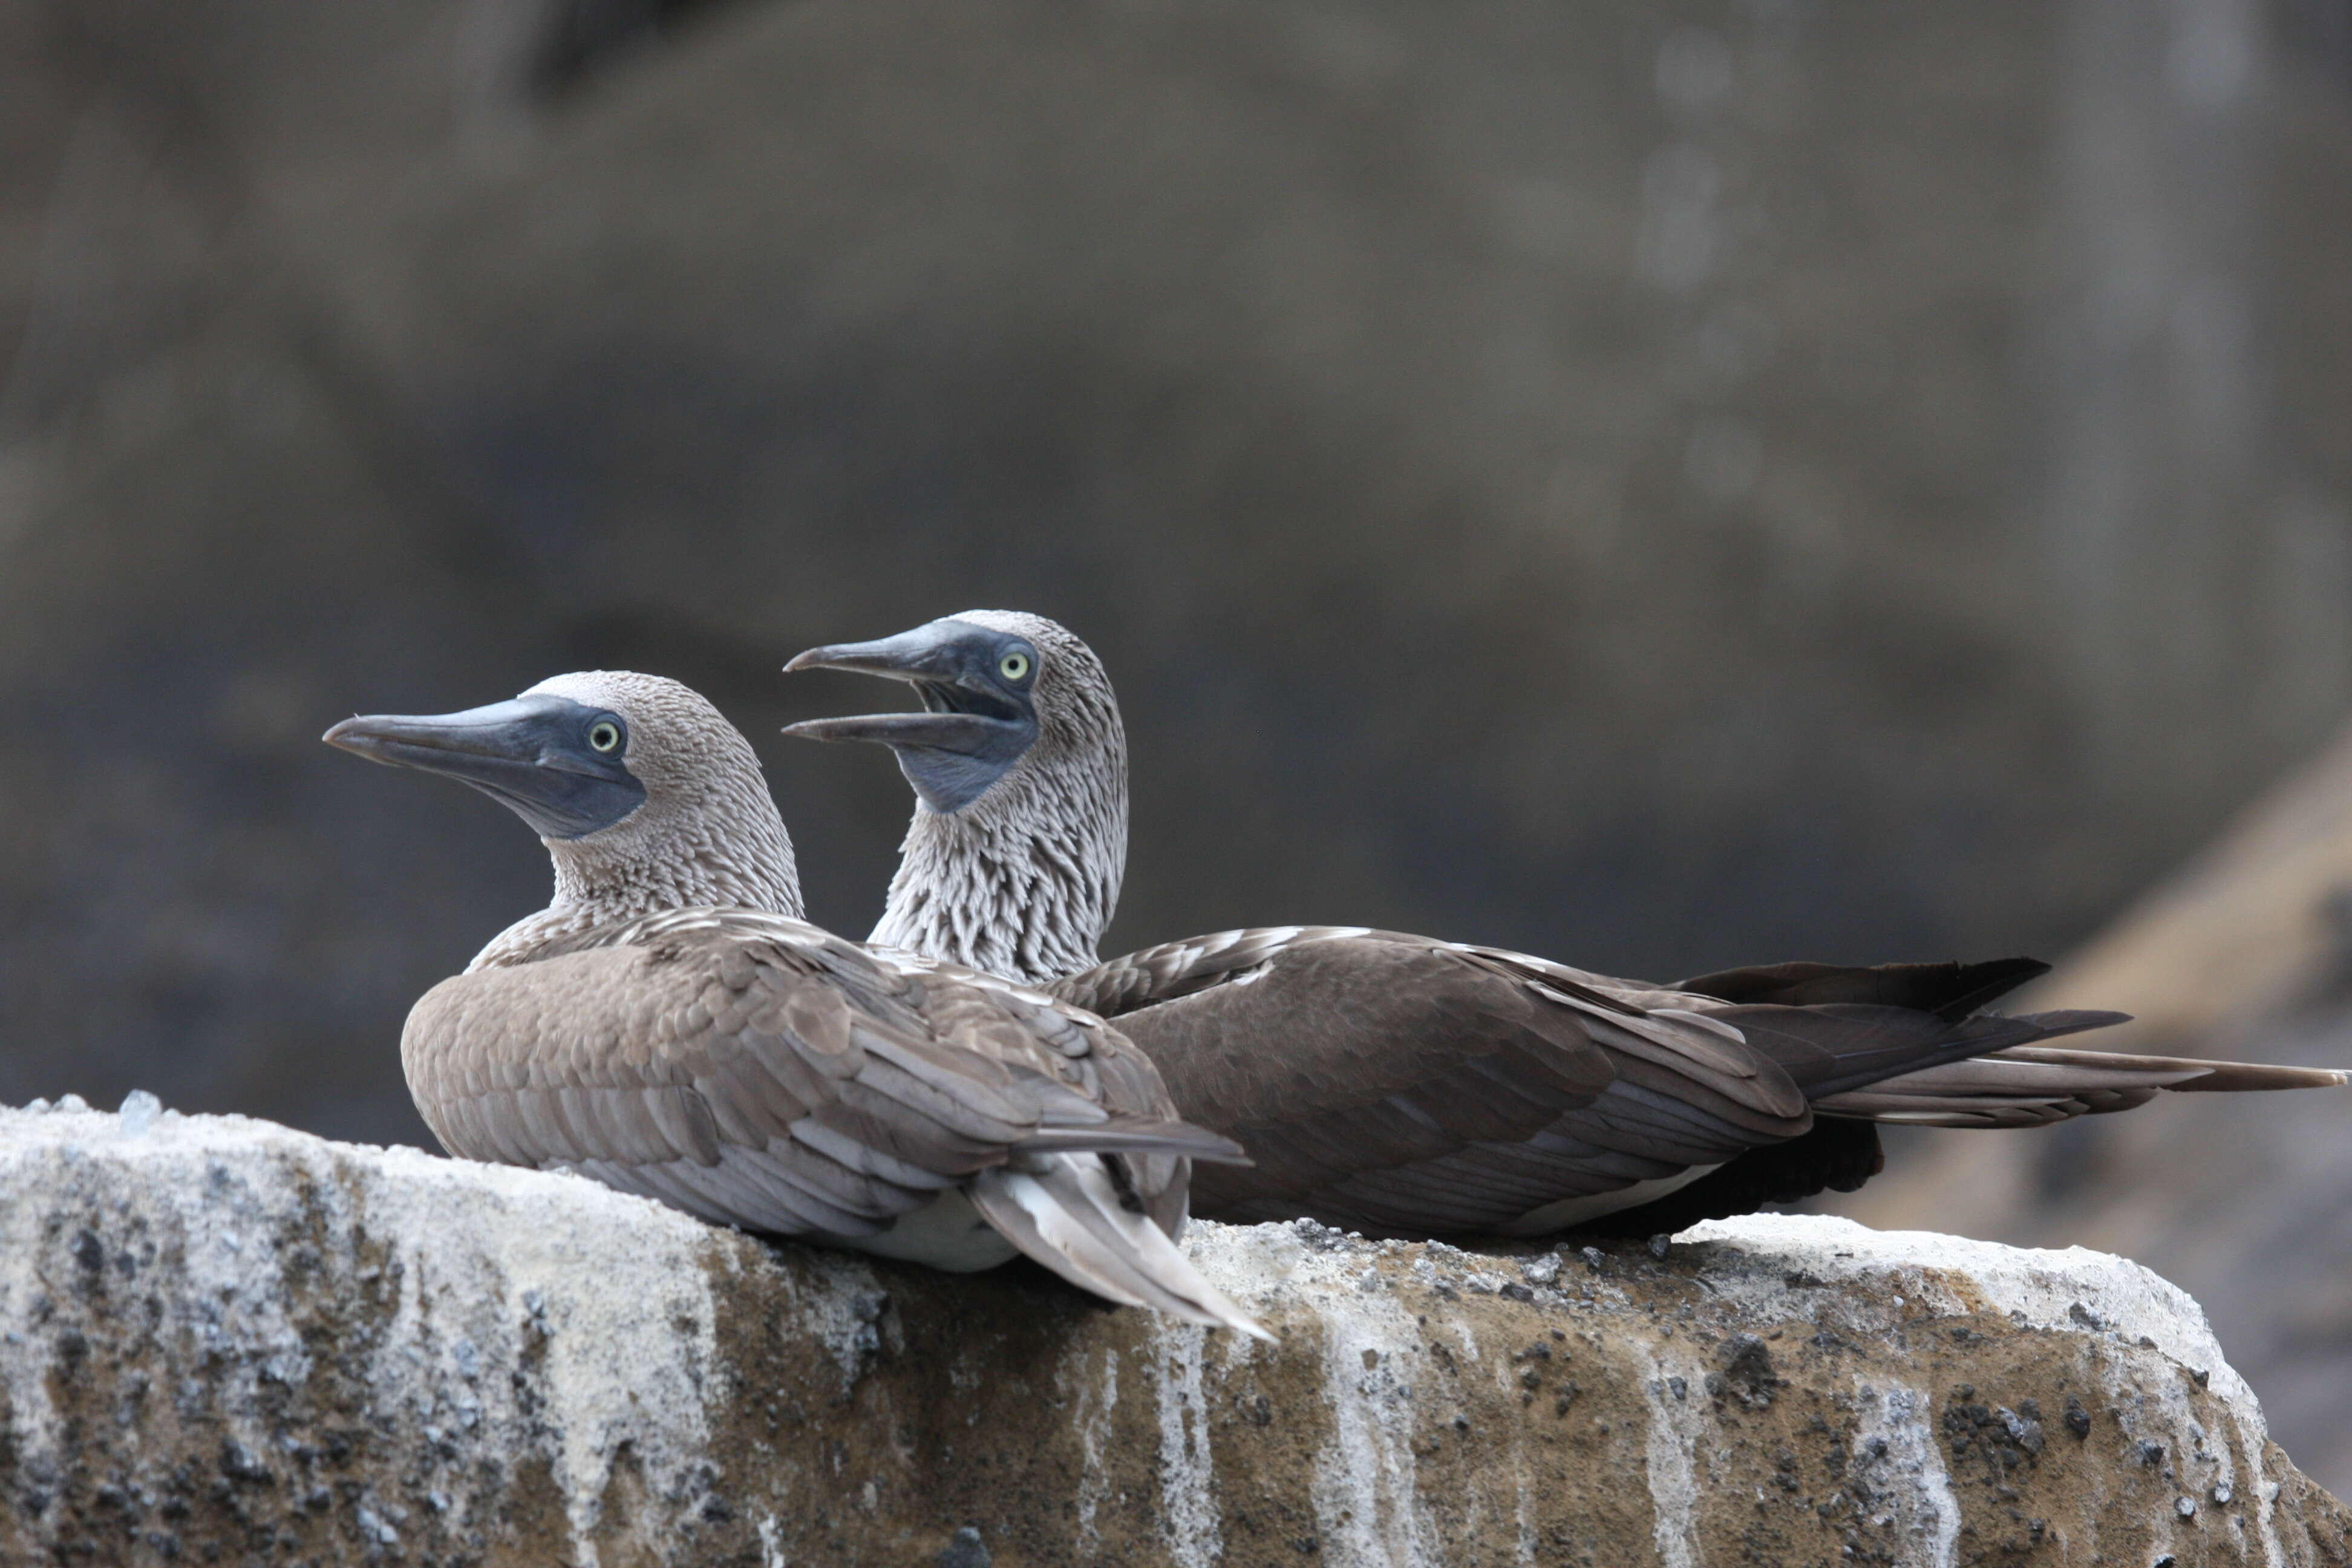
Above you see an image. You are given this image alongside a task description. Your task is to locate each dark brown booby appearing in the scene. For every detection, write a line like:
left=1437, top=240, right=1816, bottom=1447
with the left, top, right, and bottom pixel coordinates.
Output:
left=325, top=670, right=1267, bottom=1334
left=785, top=613, right=2345, bottom=1239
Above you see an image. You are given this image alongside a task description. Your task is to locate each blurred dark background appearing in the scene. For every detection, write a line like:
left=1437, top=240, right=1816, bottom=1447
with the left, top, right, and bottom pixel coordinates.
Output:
left=4, top=0, right=2352, bottom=1479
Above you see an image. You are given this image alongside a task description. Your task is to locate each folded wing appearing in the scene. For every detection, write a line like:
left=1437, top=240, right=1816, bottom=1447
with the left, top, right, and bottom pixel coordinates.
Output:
left=1056, top=930, right=2134, bottom=1237
left=405, top=908, right=1264, bottom=1333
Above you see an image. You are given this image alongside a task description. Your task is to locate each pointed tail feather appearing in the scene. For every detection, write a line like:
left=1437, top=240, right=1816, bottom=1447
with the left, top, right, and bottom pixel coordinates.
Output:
left=1986, top=1044, right=2348, bottom=1093
left=1812, top=1068, right=2174, bottom=1126
left=969, top=1155, right=1273, bottom=1340
left=2002, top=1009, right=2137, bottom=1042
left=1014, top=1114, right=1252, bottom=1164
left=1716, top=1004, right=2134, bottom=1102
left=1814, top=1042, right=2346, bottom=1126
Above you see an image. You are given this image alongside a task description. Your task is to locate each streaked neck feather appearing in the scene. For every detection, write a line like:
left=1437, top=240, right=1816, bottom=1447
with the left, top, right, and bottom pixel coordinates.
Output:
left=471, top=808, right=803, bottom=970
left=872, top=796, right=1120, bottom=986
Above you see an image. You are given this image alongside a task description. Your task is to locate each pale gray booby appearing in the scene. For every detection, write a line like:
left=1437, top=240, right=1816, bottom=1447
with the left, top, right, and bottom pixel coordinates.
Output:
left=785, top=613, right=2346, bottom=1239
left=325, top=670, right=1268, bottom=1336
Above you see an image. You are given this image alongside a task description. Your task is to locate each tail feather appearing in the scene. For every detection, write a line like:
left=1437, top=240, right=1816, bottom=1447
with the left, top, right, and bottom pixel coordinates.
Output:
left=1712, top=1003, right=2133, bottom=1102
left=968, top=1155, right=1273, bottom=1340
left=1015, top=1114, right=1252, bottom=1164
left=1674, top=958, right=2051, bottom=1020
left=1987, top=1045, right=2348, bottom=1094
left=1817, top=1044, right=2350, bottom=1126
left=2003, top=1009, right=2138, bottom=1041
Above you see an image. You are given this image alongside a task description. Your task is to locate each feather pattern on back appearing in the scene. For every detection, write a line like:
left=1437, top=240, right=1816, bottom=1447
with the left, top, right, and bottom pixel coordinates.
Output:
left=407, top=907, right=1222, bottom=1233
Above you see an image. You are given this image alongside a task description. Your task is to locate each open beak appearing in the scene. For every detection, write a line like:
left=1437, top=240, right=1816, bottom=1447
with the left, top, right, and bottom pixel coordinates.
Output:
left=782, top=619, right=1037, bottom=814
left=782, top=620, right=1019, bottom=754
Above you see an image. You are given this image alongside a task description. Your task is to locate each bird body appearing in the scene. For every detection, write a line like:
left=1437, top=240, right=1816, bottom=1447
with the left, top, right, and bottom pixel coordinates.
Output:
left=328, top=670, right=1266, bottom=1336
left=786, top=613, right=2345, bottom=1240
left=1042, top=923, right=2125, bottom=1237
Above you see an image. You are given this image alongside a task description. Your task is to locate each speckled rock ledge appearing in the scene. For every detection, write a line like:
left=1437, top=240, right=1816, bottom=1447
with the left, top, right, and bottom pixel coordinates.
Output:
left=3, top=1100, right=2348, bottom=1568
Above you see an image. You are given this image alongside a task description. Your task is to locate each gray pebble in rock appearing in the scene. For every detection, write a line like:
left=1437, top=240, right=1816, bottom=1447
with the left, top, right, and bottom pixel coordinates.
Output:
left=936, top=1524, right=990, bottom=1568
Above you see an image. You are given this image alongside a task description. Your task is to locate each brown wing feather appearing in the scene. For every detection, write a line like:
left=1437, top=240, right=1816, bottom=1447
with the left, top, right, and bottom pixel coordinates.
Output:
left=402, top=910, right=1229, bottom=1242
left=1056, top=930, right=2151, bottom=1238
left=1062, top=933, right=1824, bottom=1235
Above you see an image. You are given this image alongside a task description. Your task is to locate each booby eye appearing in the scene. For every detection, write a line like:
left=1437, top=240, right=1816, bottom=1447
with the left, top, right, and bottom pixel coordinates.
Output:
left=587, top=720, right=622, bottom=753
left=999, top=652, right=1031, bottom=682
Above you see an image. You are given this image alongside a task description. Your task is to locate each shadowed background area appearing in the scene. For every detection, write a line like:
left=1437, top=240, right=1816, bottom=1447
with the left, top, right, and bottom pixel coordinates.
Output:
left=4, top=0, right=2352, bottom=1486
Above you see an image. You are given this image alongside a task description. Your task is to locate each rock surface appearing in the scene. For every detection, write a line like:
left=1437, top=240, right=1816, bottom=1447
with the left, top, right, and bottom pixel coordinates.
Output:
left=4, top=1102, right=2348, bottom=1567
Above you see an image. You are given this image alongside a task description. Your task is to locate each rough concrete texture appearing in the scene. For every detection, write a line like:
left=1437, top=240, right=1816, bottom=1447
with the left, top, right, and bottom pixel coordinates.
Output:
left=5, top=1100, right=2349, bottom=1567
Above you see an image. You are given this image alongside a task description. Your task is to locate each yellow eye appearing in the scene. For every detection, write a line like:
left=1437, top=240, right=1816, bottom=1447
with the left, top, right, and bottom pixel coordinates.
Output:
left=999, top=652, right=1031, bottom=682
left=589, top=720, right=622, bottom=753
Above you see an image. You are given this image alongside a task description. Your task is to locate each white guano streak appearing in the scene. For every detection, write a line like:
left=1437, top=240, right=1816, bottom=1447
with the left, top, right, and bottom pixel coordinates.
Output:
left=1310, top=1287, right=1440, bottom=1568
left=1064, top=1344, right=1121, bottom=1553
left=1154, top=1322, right=1223, bottom=1568
left=2231, top=1406, right=2285, bottom=1565
left=0, top=1108, right=732, bottom=1568
left=1848, top=1380, right=1960, bottom=1568
left=1640, top=1348, right=1707, bottom=1568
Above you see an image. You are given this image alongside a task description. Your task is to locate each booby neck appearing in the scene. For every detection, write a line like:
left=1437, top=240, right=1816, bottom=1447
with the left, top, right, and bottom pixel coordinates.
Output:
left=871, top=783, right=1123, bottom=986
left=480, top=805, right=802, bottom=970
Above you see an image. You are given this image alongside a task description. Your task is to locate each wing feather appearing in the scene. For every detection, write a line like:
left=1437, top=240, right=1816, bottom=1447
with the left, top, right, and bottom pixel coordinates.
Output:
left=402, top=910, right=1221, bottom=1259
left=1060, top=929, right=2145, bottom=1236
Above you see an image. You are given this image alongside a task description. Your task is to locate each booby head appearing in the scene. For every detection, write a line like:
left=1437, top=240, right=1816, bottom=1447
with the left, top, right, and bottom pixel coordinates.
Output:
left=785, top=612, right=1125, bottom=983
left=785, top=611, right=1116, bottom=817
left=326, top=670, right=803, bottom=944
left=324, top=676, right=648, bottom=840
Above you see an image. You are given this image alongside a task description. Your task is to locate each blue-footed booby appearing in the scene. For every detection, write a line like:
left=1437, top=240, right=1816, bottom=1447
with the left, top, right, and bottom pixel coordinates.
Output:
left=325, top=670, right=1268, bottom=1336
left=785, top=613, right=2346, bottom=1240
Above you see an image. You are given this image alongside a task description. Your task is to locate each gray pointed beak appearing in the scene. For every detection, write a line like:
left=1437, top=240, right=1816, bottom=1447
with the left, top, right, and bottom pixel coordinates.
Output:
left=325, top=699, right=561, bottom=771
left=785, top=622, right=973, bottom=682
left=324, top=694, right=647, bottom=840
left=782, top=711, right=1007, bottom=749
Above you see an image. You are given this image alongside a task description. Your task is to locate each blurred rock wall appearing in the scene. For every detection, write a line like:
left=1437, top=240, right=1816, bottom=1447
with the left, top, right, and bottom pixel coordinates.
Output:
left=1, top=0, right=2348, bottom=1153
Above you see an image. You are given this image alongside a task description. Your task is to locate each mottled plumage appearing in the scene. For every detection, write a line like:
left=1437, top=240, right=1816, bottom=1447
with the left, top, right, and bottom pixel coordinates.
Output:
left=789, top=615, right=2346, bottom=1239
left=328, top=671, right=1265, bottom=1336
